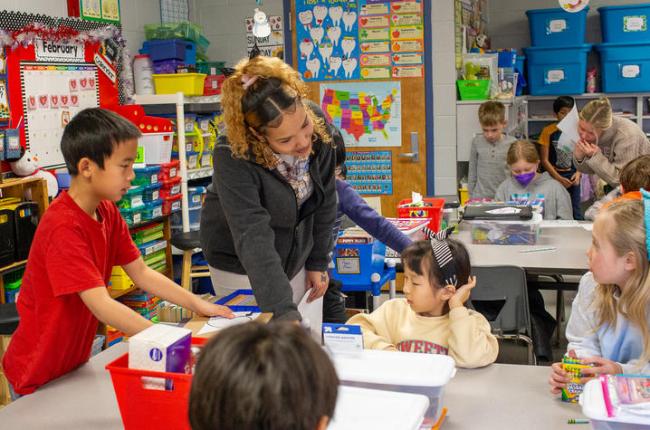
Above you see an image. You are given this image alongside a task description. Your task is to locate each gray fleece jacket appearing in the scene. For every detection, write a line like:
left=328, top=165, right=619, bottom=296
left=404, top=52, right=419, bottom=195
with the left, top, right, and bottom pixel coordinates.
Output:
left=494, top=172, right=573, bottom=220
left=200, top=112, right=336, bottom=321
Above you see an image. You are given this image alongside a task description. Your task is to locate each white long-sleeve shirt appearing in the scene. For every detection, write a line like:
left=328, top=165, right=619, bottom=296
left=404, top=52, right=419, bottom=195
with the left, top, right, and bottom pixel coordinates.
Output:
left=566, top=272, right=650, bottom=374
left=347, top=299, right=498, bottom=368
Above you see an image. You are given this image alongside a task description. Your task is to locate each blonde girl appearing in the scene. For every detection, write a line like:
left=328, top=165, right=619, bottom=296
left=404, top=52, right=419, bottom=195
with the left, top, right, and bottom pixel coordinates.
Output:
left=495, top=140, right=573, bottom=220
left=574, top=97, right=650, bottom=188
left=199, top=55, right=336, bottom=333
left=549, top=198, right=650, bottom=394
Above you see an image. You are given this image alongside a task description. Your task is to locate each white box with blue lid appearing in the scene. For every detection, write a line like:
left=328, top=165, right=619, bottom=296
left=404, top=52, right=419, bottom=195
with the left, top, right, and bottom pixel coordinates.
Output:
left=331, top=349, right=455, bottom=426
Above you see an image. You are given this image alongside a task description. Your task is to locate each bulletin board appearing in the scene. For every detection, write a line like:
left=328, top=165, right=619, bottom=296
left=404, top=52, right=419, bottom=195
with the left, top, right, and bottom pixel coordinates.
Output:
left=20, top=62, right=100, bottom=167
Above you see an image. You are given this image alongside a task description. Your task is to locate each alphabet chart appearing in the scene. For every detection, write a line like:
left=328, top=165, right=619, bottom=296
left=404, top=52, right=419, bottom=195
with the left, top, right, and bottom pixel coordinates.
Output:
left=20, top=62, right=99, bottom=168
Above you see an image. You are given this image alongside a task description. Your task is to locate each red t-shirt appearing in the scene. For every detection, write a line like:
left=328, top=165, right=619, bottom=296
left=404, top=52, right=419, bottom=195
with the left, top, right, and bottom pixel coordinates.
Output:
left=2, top=191, right=140, bottom=395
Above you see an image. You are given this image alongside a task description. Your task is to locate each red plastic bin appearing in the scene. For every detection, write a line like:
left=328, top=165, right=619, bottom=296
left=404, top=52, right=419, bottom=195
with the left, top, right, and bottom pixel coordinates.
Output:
left=106, top=337, right=207, bottom=430
left=397, top=198, right=445, bottom=232
left=160, top=176, right=182, bottom=199
left=158, top=159, right=180, bottom=182
left=162, top=193, right=182, bottom=215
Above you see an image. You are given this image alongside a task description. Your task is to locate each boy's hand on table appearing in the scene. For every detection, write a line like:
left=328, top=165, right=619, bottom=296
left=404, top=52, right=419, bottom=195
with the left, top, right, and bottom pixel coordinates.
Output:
left=193, top=298, right=234, bottom=319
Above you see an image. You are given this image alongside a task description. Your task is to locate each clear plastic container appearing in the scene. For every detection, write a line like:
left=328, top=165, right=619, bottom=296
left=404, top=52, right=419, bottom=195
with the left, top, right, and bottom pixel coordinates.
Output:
left=468, top=213, right=543, bottom=245
left=580, top=378, right=650, bottom=430
left=118, top=186, right=145, bottom=209
left=133, top=165, right=161, bottom=187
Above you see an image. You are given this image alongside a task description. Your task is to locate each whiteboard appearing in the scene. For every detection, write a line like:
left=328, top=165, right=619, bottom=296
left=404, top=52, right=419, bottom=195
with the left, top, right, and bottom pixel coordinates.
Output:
left=20, top=62, right=100, bottom=168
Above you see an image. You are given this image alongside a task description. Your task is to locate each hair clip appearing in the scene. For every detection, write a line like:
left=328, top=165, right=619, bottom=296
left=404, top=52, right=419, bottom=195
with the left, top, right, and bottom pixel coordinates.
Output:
left=221, top=67, right=236, bottom=77
left=241, top=74, right=259, bottom=90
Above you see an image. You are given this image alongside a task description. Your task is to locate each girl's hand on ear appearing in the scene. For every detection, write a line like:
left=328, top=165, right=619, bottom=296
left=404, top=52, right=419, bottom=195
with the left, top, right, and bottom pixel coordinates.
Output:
left=578, top=356, right=623, bottom=384
left=448, top=276, right=477, bottom=309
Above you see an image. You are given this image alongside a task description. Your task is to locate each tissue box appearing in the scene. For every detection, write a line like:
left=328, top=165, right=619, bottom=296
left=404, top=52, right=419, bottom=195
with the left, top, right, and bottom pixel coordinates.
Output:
left=128, top=324, right=192, bottom=390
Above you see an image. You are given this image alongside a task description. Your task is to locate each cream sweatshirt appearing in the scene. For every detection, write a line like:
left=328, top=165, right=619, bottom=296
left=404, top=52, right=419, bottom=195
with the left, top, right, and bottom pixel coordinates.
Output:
left=347, top=299, right=499, bottom=368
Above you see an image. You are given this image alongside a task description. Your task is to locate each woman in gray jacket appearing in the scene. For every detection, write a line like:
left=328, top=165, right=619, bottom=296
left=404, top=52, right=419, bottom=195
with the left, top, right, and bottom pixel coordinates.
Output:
left=200, top=56, right=336, bottom=327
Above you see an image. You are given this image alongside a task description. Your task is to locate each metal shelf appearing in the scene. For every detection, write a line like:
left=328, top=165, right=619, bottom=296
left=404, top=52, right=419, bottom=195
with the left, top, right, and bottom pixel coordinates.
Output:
left=134, top=94, right=221, bottom=115
left=187, top=167, right=213, bottom=180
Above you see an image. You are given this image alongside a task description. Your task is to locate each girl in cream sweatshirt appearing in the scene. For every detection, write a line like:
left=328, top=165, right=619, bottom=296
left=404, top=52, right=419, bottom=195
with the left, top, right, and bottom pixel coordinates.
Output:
left=347, top=232, right=498, bottom=368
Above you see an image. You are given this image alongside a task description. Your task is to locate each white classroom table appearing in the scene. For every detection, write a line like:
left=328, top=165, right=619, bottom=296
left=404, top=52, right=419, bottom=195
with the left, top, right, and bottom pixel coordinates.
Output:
left=0, top=343, right=585, bottom=429
left=457, top=223, right=592, bottom=276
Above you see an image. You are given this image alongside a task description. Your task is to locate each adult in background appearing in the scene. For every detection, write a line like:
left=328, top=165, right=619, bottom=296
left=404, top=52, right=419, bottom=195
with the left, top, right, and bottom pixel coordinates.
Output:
left=200, top=55, right=336, bottom=334
left=573, top=97, right=650, bottom=189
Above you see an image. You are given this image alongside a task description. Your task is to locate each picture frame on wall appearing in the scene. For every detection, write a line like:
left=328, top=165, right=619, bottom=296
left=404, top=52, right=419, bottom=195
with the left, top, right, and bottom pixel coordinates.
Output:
left=0, top=77, right=9, bottom=124
left=68, top=0, right=121, bottom=24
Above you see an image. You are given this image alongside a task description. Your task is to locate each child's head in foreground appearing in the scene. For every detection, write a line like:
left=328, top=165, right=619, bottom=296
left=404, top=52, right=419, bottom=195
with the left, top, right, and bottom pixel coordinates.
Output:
left=189, top=321, right=339, bottom=430
left=619, top=155, right=650, bottom=194
left=400, top=230, right=472, bottom=316
left=61, top=108, right=141, bottom=201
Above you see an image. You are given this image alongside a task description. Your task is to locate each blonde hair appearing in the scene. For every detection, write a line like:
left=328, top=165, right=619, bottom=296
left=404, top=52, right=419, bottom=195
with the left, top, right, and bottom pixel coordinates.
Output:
left=580, top=97, right=613, bottom=130
left=506, top=140, right=540, bottom=165
left=478, top=101, right=506, bottom=126
left=220, top=56, right=331, bottom=168
left=595, top=199, right=650, bottom=366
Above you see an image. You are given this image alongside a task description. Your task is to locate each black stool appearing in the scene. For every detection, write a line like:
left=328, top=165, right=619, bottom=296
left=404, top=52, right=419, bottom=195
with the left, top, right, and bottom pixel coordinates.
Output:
left=171, top=231, right=210, bottom=291
left=0, top=303, right=18, bottom=336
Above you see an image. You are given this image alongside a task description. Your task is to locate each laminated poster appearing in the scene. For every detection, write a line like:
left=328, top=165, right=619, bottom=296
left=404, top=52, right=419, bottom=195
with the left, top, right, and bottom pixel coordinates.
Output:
left=345, top=150, right=393, bottom=195
left=296, top=1, right=360, bottom=81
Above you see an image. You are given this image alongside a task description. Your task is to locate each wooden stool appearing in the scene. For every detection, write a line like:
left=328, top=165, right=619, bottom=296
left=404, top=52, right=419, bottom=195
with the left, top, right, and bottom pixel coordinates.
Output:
left=0, top=303, right=19, bottom=406
left=171, top=231, right=210, bottom=291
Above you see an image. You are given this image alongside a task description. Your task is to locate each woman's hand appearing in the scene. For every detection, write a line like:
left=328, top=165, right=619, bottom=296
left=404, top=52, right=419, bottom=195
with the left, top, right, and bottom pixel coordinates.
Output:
left=306, top=270, right=329, bottom=303
left=578, top=356, right=623, bottom=384
left=549, top=349, right=577, bottom=394
left=571, top=171, right=581, bottom=186
left=192, top=297, right=235, bottom=319
left=448, top=276, right=476, bottom=309
left=575, top=139, right=599, bottom=160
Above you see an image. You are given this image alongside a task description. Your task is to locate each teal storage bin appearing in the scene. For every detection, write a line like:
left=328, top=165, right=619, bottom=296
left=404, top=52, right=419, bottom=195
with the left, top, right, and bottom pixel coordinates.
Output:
left=526, top=7, right=588, bottom=47
left=143, top=183, right=162, bottom=203
left=133, top=165, right=161, bottom=187
left=524, top=44, right=591, bottom=95
left=599, top=4, right=650, bottom=43
left=142, top=199, right=164, bottom=221
left=596, top=42, right=650, bottom=93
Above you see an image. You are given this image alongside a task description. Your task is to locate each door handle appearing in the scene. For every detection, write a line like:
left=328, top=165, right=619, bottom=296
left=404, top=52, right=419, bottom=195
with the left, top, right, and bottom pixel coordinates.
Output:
left=398, top=132, right=419, bottom=162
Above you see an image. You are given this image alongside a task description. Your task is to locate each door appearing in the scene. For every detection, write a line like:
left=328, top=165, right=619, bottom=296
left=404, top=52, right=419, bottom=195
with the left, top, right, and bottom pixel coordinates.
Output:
left=287, top=0, right=430, bottom=218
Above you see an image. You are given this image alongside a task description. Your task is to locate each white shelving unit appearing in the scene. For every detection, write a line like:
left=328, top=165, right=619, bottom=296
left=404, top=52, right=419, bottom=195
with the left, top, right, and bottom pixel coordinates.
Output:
left=521, top=93, right=650, bottom=139
left=133, top=93, right=221, bottom=233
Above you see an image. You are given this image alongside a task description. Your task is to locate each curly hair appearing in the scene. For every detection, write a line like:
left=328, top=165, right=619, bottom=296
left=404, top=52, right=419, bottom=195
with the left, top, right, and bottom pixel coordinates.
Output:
left=221, top=56, right=331, bottom=168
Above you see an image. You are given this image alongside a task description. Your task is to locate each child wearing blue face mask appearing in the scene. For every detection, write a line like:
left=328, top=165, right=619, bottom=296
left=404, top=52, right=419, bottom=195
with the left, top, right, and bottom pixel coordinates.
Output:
left=495, top=140, right=573, bottom=220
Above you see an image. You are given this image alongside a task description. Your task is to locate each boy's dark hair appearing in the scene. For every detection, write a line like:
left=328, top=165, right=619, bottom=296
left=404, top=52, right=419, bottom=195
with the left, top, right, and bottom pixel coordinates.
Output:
left=401, top=238, right=471, bottom=289
left=552, top=96, right=575, bottom=114
left=61, top=108, right=141, bottom=175
left=189, top=321, right=339, bottom=430
left=620, top=155, right=650, bottom=192
left=331, top=124, right=347, bottom=178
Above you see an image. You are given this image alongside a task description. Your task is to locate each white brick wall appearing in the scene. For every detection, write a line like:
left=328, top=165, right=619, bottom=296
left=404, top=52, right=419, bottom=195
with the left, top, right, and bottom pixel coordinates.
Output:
left=190, top=0, right=285, bottom=66
left=432, top=0, right=458, bottom=195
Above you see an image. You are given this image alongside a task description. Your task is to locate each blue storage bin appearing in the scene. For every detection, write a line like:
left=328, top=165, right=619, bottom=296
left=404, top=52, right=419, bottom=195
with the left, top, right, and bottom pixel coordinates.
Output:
left=599, top=4, right=650, bottom=43
left=526, top=7, right=589, bottom=47
left=143, top=183, right=162, bottom=203
left=142, top=199, right=164, bottom=221
left=133, top=165, right=161, bottom=187
left=140, top=39, right=197, bottom=64
left=188, top=186, right=206, bottom=209
left=524, top=44, right=591, bottom=95
left=515, top=55, right=526, bottom=96
left=596, top=42, right=650, bottom=93
left=497, top=49, right=517, bottom=68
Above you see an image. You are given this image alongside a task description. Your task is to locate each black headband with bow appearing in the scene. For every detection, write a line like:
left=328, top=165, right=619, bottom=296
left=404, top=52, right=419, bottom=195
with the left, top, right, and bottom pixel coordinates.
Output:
left=422, top=226, right=458, bottom=287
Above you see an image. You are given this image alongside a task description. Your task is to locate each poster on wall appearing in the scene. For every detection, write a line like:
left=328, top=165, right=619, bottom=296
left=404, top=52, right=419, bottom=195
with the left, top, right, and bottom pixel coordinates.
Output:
left=245, top=15, right=284, bottom=59
left=358, top=0, right=423, bottom=79
left=320, top=81, right=401, bottom=147
left=20, top=62, right=100, bottom=168
left=295, top=0, right=360, bottom=81
left=345, top=150, right=393, bottom=195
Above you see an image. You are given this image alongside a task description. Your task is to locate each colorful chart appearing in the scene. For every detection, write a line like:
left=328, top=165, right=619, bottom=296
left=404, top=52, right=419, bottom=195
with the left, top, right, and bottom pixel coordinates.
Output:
left=320, top=81, right=401, bottom=147
left=295, top=0, right=360, bottom=81
left=346, top=150, right=393, bottom=195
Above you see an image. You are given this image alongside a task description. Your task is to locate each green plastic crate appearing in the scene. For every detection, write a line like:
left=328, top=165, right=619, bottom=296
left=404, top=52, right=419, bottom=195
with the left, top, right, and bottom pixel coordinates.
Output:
left=457, top=79, right=490, bottom=100
left=197, top=61, right=226, bottom=75
left=144, top=21, right=204, bottom=44
left=131, top=222, right=164, bottom=245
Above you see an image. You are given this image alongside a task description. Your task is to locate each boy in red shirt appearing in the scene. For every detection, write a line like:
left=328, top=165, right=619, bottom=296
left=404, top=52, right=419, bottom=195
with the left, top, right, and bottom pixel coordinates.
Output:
left=2, top=108, right=233, bottom=397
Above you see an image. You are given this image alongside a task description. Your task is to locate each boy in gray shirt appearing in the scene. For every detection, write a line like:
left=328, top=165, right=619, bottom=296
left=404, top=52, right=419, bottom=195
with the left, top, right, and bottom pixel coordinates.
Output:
left=468, top=101, right=516, bottom=199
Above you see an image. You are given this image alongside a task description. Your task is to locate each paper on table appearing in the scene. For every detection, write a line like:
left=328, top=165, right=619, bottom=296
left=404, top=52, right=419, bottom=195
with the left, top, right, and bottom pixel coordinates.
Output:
left=196, top=312, right=261, bottom=336
left=540, top=220, right=580, bottom=228
left=297, top=288, right=323, bottom=343
left=557, top=104, right=580, bottom=153
left=582, top=224, right=593, bottom=231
